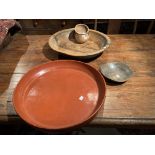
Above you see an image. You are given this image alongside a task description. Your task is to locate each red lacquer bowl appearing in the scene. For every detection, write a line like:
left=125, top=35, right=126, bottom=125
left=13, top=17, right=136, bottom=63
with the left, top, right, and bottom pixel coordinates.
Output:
left=13, top=60, right=106, bottom=130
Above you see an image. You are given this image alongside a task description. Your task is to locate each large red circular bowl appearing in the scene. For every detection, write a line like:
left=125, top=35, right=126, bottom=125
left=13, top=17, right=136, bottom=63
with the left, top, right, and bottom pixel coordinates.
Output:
left=13, top=60, right=106, bottom=130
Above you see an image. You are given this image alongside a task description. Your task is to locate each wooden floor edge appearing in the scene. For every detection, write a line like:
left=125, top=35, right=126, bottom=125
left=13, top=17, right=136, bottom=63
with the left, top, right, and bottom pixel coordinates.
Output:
left=90, top=117, right=155, bottom=126
left=1, top=116, right=155, bottom=126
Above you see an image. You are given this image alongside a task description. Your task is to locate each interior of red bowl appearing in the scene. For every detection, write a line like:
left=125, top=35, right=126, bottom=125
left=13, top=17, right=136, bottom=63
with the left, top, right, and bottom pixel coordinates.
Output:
left=13, top=60, right=106, bottom=130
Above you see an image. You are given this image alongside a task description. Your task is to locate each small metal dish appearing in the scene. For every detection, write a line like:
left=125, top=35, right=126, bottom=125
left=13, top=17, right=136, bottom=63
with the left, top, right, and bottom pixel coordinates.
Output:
left=100, top=62, right=133, bottom=82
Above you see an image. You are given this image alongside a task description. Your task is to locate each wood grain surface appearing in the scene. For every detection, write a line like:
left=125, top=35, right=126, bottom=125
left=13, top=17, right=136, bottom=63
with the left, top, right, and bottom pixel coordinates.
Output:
left=0, top=33, right=155, bottom=126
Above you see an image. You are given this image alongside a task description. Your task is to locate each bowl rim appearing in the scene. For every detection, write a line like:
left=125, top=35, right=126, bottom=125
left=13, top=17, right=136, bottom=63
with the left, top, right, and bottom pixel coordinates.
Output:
left=74, top=24, right=89, bottom=35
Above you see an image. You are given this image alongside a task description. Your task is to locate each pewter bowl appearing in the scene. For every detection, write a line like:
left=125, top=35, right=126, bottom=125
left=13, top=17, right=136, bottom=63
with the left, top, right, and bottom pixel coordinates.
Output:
left=100, top=62, right=133, bottom=82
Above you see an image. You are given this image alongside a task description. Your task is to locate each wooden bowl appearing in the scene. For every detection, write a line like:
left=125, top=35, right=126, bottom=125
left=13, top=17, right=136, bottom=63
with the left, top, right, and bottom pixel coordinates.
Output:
left=49, top=28, right=111, bottom=59
left=13, top=60, right=106, bottom=130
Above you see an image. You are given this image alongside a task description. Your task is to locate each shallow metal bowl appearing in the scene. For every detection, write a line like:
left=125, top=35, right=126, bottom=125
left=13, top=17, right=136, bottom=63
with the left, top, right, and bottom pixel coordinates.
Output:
left=100, top=62, right=133, bottom=82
